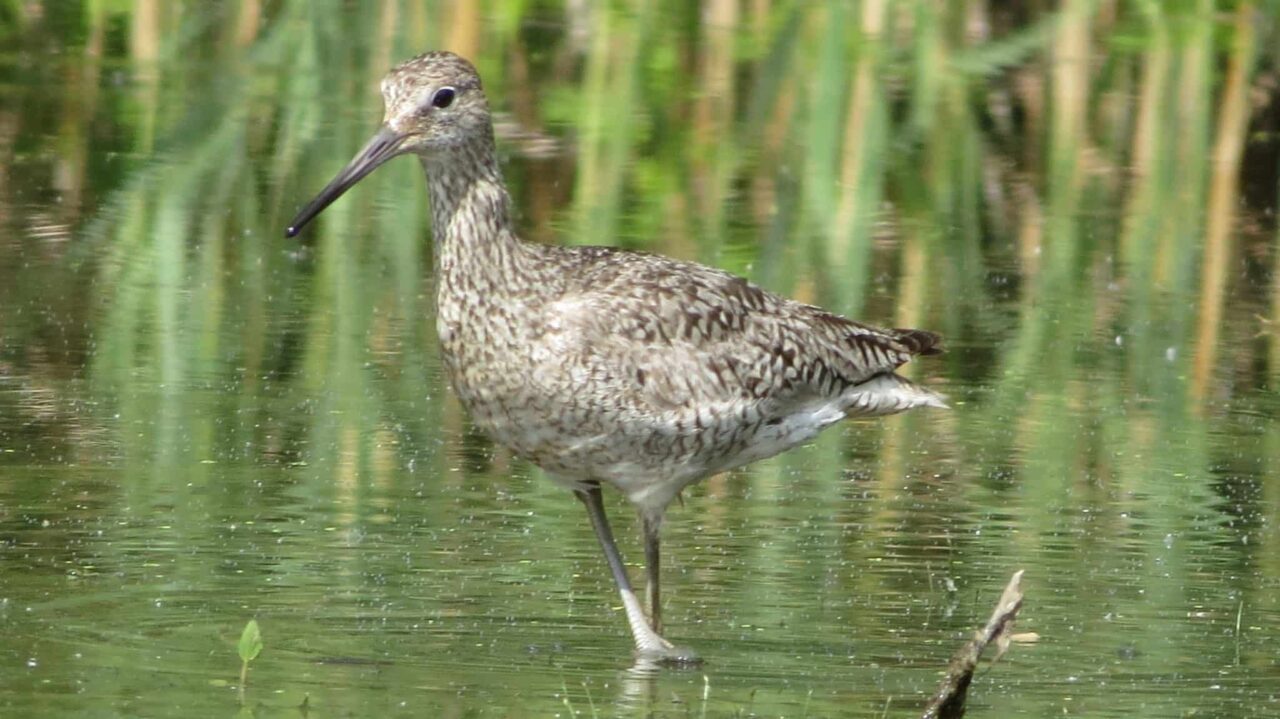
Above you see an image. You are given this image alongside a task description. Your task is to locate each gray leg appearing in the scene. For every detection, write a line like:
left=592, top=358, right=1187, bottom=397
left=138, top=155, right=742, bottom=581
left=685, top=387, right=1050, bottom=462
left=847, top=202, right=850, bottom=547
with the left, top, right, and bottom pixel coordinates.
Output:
left=641, top=515, right=662, bottom=635
left=575, top=484, right=700, bottom=664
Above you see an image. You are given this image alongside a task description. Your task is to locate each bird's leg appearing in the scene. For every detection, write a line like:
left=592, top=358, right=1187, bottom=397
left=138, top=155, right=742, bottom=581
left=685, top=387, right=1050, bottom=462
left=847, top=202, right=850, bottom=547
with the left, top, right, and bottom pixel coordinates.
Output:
left=641, top=514, right=662, bottom=635
left=574, top=484, right=700, bottom=665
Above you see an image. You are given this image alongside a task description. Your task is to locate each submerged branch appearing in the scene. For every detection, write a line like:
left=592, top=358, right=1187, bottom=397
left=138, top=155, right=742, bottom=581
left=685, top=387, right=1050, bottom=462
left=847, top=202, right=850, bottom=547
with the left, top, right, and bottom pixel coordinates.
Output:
left=921, top=570, right=1026, bottom=719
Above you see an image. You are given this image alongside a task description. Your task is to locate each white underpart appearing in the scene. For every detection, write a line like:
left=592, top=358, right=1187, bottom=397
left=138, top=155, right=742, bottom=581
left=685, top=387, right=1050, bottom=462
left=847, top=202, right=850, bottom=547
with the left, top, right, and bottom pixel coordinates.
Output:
left=613, top=375, right=944, bottom=520
left=843, top=373, right=948, bottom=417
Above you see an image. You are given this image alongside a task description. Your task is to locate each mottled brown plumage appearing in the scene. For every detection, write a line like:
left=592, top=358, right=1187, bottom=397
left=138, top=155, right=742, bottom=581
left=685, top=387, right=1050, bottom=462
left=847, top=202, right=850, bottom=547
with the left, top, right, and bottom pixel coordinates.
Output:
left=287, top=51, right=944, bottom=664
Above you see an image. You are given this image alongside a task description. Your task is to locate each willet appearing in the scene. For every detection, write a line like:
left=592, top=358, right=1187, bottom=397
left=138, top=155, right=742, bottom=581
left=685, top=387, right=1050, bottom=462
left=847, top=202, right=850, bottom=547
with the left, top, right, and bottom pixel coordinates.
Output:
left=286, top=51, right=944, bottom=664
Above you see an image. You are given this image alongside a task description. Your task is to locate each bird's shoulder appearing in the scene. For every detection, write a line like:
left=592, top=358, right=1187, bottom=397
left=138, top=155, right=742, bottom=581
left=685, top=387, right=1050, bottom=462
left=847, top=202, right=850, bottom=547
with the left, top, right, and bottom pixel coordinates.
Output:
left=549, top=245, right=779, bottom=343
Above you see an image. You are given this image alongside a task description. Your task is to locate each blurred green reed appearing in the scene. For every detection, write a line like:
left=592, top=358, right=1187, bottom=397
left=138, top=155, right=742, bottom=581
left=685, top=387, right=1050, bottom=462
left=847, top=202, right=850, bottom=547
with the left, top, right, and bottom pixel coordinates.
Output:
left=2, top=0, right=1277, bottom=604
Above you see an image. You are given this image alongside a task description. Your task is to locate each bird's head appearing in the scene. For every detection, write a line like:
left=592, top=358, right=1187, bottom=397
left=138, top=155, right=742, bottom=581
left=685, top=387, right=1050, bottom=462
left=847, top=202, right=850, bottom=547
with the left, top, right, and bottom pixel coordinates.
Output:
left=379, top=51, right=490, bottom=153
left=286, top=51, right=489, bottom=238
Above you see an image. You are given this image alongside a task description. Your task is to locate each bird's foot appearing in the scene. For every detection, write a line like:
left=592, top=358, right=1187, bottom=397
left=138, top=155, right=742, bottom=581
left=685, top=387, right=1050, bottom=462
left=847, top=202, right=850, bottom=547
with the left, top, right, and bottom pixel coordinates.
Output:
left=635, top=637, right=702, bottom=667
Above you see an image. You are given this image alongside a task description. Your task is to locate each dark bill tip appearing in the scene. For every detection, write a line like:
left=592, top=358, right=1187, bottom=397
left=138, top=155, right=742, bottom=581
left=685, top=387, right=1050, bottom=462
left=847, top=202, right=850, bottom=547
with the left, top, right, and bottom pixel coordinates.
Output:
left=284, top=126, right=408, bottom=238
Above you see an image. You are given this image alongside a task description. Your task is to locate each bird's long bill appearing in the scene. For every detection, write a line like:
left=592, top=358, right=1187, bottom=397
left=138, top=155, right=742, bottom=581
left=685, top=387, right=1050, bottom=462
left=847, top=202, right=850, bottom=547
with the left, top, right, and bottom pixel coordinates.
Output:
left=285, top=126, right=407, bottom=238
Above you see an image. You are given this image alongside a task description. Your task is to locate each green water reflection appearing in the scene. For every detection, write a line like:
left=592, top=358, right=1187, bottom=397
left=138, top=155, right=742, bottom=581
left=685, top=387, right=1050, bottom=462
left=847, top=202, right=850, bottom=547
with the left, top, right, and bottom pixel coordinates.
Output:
left=2, top=1, right=1278, bottom=717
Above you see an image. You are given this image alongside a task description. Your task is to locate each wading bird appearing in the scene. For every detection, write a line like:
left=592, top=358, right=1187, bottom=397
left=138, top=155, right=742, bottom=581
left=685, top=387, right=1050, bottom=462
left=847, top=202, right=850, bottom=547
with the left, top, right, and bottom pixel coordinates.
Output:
left=287, top=51, right=943, bottom=664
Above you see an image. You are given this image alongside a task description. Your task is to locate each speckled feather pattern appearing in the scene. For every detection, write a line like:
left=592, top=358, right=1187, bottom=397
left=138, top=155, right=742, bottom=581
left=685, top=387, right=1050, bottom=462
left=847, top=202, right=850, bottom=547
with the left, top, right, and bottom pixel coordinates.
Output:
left=392, top=52, right=944, bottom=520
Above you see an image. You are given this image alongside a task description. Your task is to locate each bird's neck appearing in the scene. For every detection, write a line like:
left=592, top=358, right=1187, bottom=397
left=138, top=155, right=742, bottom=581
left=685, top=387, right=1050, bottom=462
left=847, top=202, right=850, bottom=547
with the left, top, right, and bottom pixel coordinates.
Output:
left=420, top=132, right=526, bottom=289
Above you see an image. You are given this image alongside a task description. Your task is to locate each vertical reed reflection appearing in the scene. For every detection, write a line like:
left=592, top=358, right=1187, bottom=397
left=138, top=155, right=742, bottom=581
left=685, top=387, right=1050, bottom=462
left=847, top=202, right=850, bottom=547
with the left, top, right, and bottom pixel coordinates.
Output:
left=1192, top=2, right=1258, bottom=404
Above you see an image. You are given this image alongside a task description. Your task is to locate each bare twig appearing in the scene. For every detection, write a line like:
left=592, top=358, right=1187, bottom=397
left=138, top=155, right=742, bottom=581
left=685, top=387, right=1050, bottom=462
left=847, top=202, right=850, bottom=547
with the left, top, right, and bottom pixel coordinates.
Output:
left=921, top=570, right=1026, bottom=719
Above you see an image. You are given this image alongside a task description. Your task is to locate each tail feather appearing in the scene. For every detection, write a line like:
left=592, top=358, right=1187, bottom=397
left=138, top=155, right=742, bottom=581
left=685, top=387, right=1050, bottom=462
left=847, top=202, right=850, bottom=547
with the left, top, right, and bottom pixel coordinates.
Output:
left=892, top=328, right=943, bottom=356
left=844, top=373, right=947, bottom=418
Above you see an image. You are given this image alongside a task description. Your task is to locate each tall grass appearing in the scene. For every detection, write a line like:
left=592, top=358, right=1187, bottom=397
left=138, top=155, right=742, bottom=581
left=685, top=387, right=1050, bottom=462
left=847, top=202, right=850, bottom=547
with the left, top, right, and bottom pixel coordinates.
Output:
left=0, top=2, right=1276, bottom=662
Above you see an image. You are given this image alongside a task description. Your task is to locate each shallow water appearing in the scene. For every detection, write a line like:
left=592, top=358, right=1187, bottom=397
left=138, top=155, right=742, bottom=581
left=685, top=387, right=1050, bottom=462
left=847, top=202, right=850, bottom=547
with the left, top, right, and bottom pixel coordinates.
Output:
left=3, top=3, right=1279, bottom=717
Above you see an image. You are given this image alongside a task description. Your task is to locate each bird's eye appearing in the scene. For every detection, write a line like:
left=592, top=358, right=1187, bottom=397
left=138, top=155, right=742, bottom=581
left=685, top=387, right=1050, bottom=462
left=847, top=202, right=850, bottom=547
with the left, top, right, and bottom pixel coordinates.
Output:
left=431, top=87, right=456, bottom=109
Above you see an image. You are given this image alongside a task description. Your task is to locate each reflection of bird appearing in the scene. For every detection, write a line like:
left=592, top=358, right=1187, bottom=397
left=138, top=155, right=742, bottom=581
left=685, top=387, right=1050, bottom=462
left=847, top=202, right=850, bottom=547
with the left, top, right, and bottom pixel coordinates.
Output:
left=287, top=51, right=944, bottom=664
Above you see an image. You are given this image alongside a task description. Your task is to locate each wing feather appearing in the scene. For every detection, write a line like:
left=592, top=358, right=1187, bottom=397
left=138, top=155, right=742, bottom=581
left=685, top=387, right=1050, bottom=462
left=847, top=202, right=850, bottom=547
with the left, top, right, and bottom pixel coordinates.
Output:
left=541, top=247, right=940, bottom=413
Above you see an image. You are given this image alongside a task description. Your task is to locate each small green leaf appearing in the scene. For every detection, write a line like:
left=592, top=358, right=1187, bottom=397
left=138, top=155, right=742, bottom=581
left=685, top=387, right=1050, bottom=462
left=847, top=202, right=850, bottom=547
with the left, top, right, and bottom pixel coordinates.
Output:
left=238, top=619, right=263, bottom=664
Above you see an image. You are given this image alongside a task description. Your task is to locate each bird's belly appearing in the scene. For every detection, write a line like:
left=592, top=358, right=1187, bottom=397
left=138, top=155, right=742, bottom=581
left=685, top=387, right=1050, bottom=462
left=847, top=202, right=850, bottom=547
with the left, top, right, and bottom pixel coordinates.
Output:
left=447, top=345, right=846, bottom=504
left=439, top=341, right=599, bottom=460
left=439, top=312, right=851, bottom=514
